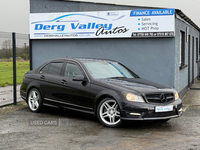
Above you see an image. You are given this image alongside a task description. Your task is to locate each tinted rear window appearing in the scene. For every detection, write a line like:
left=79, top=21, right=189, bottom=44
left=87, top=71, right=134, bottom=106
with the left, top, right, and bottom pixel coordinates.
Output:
left=40, top=63, right=50, bottom=74
left=48, top=62, right=63, bottom=76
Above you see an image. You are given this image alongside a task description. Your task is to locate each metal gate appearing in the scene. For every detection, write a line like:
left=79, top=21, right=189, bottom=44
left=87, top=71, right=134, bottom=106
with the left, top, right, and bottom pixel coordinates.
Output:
left=0, top=32, right=29, bottom=106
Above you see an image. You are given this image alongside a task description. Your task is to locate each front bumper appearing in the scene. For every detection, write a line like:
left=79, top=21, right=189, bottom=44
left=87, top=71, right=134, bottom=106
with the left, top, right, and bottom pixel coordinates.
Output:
left=120, top=98, right=182, bottom=121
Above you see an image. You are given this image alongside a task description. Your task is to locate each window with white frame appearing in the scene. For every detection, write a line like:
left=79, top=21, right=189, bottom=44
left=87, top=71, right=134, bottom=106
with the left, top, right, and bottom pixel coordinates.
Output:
left=180, top=31, right=185, bottom=68
left=196, top=38, right=199, bottom=62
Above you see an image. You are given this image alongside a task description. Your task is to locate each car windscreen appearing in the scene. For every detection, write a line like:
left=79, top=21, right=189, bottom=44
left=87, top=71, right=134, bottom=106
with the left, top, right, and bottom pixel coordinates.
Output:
left=82, top=61, right=139, bottom=79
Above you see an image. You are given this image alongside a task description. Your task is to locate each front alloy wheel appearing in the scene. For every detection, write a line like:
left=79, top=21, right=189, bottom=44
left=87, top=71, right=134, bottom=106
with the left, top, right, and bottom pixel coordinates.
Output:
left=97, top=98, right=122, bottom=127
left=28, top=88, right=42, bottom=112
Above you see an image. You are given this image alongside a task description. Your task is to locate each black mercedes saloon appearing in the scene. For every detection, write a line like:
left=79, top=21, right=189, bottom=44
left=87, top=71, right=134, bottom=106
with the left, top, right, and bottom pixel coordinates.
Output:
left=20, top=58, right=182, bottom=127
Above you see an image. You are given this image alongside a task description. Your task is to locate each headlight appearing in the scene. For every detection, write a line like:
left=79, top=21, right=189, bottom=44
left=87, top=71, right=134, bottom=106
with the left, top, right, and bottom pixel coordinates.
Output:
left=175, top=91, right=179, bottom=100
left=122, top=92, right=145, bottom=103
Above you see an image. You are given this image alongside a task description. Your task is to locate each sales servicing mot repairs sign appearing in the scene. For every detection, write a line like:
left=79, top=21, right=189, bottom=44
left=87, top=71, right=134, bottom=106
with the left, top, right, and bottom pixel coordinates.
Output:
left=30, top=9, right=175, bottom=39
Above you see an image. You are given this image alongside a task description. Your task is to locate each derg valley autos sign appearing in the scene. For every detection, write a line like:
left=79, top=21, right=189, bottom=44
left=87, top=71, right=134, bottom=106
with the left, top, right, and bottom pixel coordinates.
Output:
left=30, top=9, right=175, bottom=39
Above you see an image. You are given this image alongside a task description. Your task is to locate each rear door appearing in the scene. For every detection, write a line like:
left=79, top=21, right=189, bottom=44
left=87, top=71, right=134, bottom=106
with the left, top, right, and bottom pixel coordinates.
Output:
left=38, top=61, right=64, bottom=101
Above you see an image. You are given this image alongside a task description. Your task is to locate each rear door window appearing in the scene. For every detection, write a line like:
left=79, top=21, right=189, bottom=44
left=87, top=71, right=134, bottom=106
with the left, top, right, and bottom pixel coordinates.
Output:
left=40, top=63, right=50, bottom=74
left=48, top=62, right=64, bottom=76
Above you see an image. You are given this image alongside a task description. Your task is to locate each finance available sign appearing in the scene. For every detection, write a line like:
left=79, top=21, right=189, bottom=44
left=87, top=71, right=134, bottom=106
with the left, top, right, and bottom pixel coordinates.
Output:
left=30, top=9, right=175, bottom=39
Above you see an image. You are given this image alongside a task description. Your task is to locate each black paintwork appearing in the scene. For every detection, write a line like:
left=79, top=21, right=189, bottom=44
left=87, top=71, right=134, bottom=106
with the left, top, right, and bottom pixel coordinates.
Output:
left=20, top=58, right=182, bottom=120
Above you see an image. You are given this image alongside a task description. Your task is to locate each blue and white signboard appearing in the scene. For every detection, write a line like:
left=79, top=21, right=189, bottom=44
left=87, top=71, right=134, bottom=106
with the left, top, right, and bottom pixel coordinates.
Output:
left=30, top=9, right=175, bottom=39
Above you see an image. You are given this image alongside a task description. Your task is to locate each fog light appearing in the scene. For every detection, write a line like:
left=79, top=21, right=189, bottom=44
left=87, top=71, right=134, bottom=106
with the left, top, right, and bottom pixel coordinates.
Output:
left=130, top=113, right=141, bottom=116
left=178, top=108, right=183, bottom=116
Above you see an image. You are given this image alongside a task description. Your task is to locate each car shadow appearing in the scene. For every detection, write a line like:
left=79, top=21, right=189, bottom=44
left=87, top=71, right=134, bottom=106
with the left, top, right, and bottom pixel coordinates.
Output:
left=31, top=105, right=174, bottom=130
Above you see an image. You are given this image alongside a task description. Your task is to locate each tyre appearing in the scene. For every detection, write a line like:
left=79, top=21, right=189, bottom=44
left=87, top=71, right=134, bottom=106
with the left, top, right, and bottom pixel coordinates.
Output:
left=27, top=88, right=43, bottom=112
left=97, top=98, right=122, bottom=127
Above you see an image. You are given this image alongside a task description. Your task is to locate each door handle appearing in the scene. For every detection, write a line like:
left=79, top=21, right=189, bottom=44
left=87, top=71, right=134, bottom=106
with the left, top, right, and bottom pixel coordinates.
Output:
left=40, top=75, right=45, bottom=79
left=61, top=79, right=67, bottom=85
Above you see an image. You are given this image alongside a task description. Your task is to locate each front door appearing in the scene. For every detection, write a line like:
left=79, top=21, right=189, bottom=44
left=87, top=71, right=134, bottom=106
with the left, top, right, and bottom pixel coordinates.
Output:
left=59, top=62, right=93, bottom=109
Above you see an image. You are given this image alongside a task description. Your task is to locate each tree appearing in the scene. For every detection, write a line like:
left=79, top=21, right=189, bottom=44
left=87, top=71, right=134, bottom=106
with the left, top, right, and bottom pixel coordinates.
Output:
left=1, top=39, right=12, bottom=58
left=1, top=39, right=12, bottom=50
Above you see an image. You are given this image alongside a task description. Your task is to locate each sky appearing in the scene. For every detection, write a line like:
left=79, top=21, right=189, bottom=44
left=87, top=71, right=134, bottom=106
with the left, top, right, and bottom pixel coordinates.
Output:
left=0, top=0, right=200, bottom=34
left=0, top=0, right=29, bottom=34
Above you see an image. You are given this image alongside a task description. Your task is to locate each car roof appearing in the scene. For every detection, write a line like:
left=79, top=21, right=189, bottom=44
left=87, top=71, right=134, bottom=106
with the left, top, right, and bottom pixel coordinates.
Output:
left=74, top=57, right=117, bottom=62
left=50, top=57, right=118, bottom=63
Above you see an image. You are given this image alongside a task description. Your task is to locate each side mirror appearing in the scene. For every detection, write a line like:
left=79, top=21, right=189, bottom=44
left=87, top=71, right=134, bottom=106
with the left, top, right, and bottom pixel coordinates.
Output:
left=73, top=75, right=86, bottom=81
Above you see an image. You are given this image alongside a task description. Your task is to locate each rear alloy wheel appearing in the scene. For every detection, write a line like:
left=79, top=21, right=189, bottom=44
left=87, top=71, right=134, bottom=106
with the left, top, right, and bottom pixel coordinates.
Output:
left=28, top=88, right=42, bottom=112
left=97, top=98, right=122, bottom=127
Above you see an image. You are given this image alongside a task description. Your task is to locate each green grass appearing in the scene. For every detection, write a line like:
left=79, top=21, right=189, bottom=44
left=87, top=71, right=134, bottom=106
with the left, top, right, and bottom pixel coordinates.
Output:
left=0, top=61, right=29, bottom=87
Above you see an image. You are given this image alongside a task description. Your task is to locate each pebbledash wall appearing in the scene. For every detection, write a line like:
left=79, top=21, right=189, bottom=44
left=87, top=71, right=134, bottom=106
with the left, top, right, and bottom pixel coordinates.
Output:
left=30, top=0, right=200, bottom=98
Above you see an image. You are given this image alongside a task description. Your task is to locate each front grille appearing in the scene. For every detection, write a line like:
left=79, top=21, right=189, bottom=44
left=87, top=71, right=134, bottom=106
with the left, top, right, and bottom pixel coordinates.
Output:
left=145, top=93, right=174, bottom=104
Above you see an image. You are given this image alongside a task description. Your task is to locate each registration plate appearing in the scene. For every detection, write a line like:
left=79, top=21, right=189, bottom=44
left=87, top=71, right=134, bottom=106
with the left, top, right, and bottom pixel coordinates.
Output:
left=155, top=105, right=173, bottom=112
